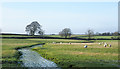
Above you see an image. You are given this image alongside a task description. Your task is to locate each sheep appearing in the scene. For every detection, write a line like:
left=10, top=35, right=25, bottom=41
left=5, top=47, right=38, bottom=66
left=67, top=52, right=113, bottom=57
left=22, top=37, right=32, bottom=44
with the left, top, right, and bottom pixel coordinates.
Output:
left=53, top=42, right=56, bottom=44
left=109, top=44, right=112, bottom=47
left=104, top=44, right=107, bottom=47
left=104, top=43, right=108, bottom=46
left=60, top=42, right=62, bottom=44
left=84, top=45, right=87, bottom=48
left=99, top=43, right=101, bottom=45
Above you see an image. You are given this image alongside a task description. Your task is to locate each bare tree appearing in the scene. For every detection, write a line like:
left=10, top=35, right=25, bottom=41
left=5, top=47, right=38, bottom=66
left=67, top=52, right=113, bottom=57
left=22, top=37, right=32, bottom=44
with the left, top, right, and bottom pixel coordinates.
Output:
left=59, top=28, right=72, bottom=38
left=25, top=21, right=44, bottom=35
left=86, top=29, right=94, bottom=39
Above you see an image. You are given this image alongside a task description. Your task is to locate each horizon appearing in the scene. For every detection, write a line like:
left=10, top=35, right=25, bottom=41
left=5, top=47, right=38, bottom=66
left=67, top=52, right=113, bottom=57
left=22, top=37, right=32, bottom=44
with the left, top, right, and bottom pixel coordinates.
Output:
left=1, top=2, right=118, bottom=34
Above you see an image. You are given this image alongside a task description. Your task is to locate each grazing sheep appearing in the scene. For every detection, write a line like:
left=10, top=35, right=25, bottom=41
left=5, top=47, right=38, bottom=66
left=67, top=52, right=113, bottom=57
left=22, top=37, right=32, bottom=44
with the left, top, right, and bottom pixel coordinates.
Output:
left=53, top=42, right=56, bottom=44
left=84, top=45, right=87, bottom=48
left=60, top=42, right=62, bottom=44
left=104, top=44, right=107, bottom=47
left=105, top=43, right=108, bottom=46
left=109, top=44, right=112, bottom=47
left=99, top=43, right=101, bottom=45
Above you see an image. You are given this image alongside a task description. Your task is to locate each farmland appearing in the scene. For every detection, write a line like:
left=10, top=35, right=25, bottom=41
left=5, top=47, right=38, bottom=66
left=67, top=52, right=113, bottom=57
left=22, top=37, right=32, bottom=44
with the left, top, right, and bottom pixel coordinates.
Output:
left=2, top=39, right=42, bottom=67
left=1, top=34, right=119, bottom=68
left=1, top=34, right=117, bottom=39
left=32, top=40, right=118, bottom=67
left=2, top=37, right=91, bottom=67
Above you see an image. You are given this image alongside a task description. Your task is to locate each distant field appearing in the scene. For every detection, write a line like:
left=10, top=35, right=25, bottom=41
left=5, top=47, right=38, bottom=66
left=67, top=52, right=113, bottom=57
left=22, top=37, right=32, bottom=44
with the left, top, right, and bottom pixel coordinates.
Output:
left=1, top=35, right=40, bottom=37
left=33, top=40, right=118, bottom=67
left=45, top=35, right=87, bottom=38
left=1, top=34, right=117, bottom=39
left=75, top=35, right=116, bottom=39
left=34, top=35, right=117, bottom=39
left=45, top=35, right=116, bottom=39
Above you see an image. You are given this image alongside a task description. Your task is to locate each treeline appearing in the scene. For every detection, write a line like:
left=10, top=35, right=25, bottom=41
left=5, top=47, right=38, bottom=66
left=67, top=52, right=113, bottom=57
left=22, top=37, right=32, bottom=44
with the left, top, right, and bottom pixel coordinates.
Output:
left=6, top=21, right=118, bottom=40
left=95, top=32, right=119, bottom=36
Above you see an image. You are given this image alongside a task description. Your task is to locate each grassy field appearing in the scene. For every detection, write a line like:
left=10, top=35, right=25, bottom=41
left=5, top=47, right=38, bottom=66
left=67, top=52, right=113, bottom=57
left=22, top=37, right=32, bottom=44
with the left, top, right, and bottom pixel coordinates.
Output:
left=2, top=38, right=90, bottom=67
left=45, top=35, right=117, bottom=39
left=1, top=34, right=119, bottom=68
left=2, top=39, right=43, bottom=67
left=27, top=39, right=95, bottom=43
left=1, top=34, right=117, bottom=39
left=1, top=35, right=43, bottom=37
left=32, top=40, right=118, bottom=67
left=76, top=35, right=116, bottom=39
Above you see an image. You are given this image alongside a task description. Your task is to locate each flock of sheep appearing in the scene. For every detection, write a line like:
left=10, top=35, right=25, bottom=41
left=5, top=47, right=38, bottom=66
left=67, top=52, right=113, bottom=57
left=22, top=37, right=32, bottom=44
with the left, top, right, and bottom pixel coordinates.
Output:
left=52, top=42, right=112, bottom=48
left=84, top=42, right=112, bottom=48
left=99, top=42, right=112, bottom=47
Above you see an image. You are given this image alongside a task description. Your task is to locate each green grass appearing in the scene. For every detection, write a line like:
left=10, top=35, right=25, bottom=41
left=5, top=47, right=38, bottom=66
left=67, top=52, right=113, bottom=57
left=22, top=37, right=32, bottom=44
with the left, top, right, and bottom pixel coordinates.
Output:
left=27, top=39, right=95, bottom=43
left=75, top=35, right=117, bottom=39
left=46, top=35, right=117, bottom=39
left=2, top=38, right=89, bottom=67
left=2, top=39, right=43, bottom=67
left=1, top=35, right=44, bottom=37
left=45, top=35, right=62, bottom=38
left=2, top=34, right=118, bottom=67
left=32, top=40, right=118, bottom=67
left=1, top=34, right=118, bottom=39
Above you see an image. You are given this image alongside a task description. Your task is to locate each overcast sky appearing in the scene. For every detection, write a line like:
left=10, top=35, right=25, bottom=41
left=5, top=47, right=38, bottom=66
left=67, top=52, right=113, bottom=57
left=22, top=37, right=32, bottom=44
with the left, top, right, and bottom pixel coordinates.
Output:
left=1, top=1, right=118, bottom=34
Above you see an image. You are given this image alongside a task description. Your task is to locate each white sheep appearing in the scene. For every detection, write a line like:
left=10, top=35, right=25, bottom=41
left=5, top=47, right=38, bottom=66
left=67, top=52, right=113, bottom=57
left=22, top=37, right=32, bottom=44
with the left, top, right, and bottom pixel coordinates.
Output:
left=105, top=43, right=108, bottom=46
left=84, top=45, right=87, bottom=48
left=104, top=44, right=107, bottom=47
left=53, top=42, right=56, bottom=44
left=60, top=42, right=62, bottom=44
left=99, top=43, right=101, bottom=45
left=109, top=44, right=112, bottom=47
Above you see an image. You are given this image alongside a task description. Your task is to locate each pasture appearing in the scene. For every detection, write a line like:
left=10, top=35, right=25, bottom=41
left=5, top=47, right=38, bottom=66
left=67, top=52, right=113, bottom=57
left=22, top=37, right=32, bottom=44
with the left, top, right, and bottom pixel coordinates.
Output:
left=32, top=40, right=118, bottom=67
left=1, top=34, right=117, bottom=39
left=1, top=34, right=119, bottom=68
left=46, top=35, right=117, bottom=39
left=2, top=38, right=90, bottom=67
left=2, top=39, right=42, bottom=67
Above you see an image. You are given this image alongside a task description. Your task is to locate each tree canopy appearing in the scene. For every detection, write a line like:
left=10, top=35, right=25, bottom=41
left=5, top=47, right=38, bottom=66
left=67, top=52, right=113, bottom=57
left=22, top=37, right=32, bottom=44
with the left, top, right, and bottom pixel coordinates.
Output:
left=59, top=28, right=72, bottom=38
left=25, top=21, right=44, bottom=35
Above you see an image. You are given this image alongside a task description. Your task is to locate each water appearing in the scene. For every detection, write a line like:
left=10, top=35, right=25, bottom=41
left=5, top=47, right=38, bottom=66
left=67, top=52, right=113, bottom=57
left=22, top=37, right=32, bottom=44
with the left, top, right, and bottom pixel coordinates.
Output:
left=18, top=45, right=58, bottom=68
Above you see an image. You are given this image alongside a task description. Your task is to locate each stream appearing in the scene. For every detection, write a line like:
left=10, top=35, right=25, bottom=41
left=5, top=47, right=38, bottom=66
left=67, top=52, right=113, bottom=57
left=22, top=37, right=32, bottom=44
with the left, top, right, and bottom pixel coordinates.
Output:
left=18, top=45, right=59, bottom=68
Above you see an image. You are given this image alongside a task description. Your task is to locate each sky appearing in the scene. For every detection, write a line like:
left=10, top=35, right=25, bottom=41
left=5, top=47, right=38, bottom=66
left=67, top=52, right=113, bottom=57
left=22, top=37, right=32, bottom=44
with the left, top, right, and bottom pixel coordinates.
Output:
left=1, top=1, right=118, bottom=34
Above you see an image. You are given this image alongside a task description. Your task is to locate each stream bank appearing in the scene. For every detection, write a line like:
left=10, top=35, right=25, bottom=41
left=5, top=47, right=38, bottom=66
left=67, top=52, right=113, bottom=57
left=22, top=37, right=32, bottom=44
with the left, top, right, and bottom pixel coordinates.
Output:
left=18, top=44, right=59, bottom=69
